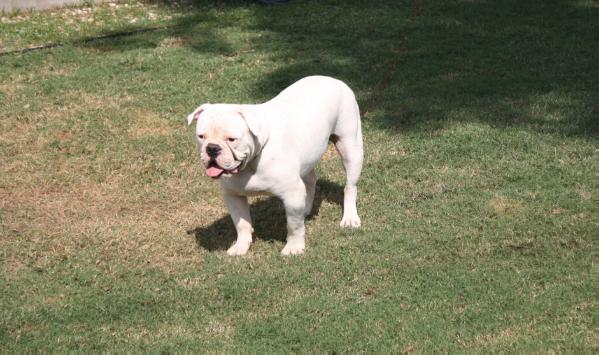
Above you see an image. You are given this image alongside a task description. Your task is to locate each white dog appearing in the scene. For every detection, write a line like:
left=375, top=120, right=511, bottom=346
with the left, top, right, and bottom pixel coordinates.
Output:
left=187, top=76, right=363, bottom=256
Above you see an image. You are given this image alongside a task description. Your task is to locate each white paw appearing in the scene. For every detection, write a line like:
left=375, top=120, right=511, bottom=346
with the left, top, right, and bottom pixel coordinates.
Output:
left=227, top=240, right=251, bottom=256
left=340, top=214, right=361, bottom=228
left=281, top=244, right=305, bottom=256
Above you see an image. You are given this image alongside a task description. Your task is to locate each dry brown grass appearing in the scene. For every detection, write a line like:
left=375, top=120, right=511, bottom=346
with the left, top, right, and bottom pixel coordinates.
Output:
left=489, top=196, right=524, bottom=216
left=473, top=325, right=528, bottom=347
left=576, top=185, right=593, bottom=201
left=157, top=36, right=185, bottom=49
left=0, top=82, right=22, bottom=99
left=0, top=86, right=232, bottom=274
left=127, top=108, right=174, bottom=139
left=0, top=160, right=228, bottom=274
left=1, top=90, right=126, bottom=198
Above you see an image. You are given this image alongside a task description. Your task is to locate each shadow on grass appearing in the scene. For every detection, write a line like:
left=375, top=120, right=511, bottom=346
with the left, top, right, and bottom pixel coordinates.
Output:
left=189, top=178, right=343, bottom=252
left=82, top=0, right=597, bottom=137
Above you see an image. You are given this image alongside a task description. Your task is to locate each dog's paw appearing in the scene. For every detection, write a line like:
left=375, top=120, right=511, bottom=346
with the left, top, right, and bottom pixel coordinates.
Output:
left=281, top=244, right=305, bottom=256
left=227, top=240, right=251, bottom=256
left=340, top=214, right=361, bottom=228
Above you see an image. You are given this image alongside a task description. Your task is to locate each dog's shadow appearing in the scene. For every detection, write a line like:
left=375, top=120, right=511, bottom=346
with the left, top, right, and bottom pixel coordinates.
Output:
left=188, top=179, right=344, bottom=251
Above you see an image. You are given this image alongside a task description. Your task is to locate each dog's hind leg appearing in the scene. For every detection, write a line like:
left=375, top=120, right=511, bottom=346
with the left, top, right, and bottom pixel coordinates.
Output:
left=332, top=104, right=363, bottom=228
left=334, top=135, right=363, bottom=228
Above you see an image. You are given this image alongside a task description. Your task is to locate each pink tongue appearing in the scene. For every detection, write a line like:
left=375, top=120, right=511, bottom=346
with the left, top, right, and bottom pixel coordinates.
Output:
left=206, top=165, right=224, bottom=178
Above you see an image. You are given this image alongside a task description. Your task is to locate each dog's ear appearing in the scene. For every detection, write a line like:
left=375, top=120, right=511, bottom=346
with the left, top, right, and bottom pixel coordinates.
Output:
left=238, top=107, right=269, bottom=149
left=187, top=103, right=210, bottom=125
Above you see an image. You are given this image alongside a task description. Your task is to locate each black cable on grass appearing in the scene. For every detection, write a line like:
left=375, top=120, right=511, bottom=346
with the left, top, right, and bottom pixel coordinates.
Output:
left=0, top=26, right=167, bottom=56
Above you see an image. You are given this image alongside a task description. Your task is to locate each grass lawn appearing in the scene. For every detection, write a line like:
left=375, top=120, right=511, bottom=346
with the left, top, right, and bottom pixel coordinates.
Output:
left=0, top=0, right=597, bottom=351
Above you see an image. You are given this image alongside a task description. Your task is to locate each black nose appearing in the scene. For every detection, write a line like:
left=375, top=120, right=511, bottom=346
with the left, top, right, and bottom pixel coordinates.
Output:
left=206, top=143, right=222, bottom=158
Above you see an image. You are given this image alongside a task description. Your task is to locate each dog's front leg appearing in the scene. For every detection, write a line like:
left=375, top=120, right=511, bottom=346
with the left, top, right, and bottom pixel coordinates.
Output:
left=280, top=182, right=307, bottom=256
left=223, top=191, right=253, bottom=256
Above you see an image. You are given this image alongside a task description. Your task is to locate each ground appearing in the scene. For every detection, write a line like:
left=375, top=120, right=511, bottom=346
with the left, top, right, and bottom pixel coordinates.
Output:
left=0, top=0, right=597, bottom=351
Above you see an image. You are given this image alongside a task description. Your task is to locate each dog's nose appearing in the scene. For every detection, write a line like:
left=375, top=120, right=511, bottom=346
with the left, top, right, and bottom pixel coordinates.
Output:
left=206, top=143, right=222, bottom=158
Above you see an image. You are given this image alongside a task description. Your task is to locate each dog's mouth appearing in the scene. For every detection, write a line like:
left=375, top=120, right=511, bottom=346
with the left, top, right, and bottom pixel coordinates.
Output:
left=206, top=160, right=239, bottom=179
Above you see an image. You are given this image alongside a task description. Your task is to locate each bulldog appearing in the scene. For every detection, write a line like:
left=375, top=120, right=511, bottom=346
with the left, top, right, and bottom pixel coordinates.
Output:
left=187, top=76, right=363, bottom=256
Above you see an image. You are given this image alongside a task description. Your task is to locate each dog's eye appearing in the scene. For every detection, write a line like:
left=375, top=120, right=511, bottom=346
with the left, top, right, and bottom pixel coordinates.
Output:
left=227, top=138, right=236, bottom=143
left=197, top=134, right=205, bottom=140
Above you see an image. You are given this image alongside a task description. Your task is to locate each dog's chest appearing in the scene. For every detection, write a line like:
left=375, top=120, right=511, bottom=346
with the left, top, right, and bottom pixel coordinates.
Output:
left=219, top=169, right=276, bottom=196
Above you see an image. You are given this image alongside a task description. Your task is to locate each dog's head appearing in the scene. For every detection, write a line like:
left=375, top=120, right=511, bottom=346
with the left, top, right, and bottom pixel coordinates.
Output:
left=187, top=104, right=265, bottom=179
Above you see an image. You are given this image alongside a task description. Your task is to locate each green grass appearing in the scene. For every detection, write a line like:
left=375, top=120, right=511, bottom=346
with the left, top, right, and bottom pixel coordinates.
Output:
left=0, top=0, right=597, bottom=351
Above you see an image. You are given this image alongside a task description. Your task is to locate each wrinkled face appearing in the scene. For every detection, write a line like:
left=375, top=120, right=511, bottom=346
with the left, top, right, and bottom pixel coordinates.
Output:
left=192, top=107, right=256, bottom=179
